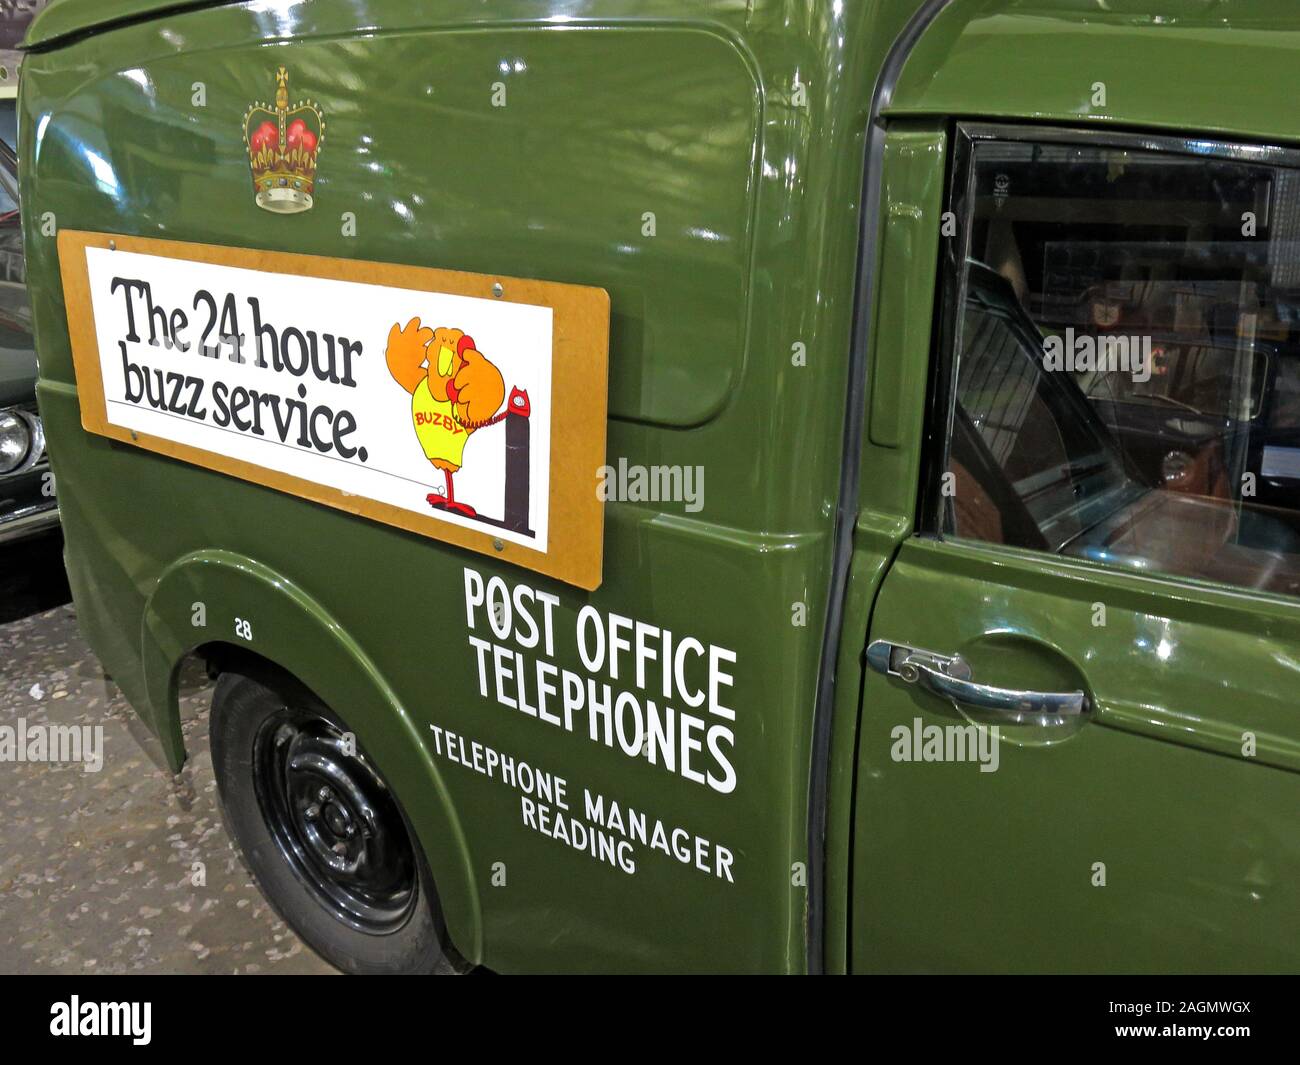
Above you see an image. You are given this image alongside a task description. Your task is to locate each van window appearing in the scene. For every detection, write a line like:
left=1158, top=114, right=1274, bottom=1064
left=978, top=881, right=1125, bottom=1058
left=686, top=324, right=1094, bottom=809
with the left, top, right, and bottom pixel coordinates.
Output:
left=938, top=134, right=1300, bottom=597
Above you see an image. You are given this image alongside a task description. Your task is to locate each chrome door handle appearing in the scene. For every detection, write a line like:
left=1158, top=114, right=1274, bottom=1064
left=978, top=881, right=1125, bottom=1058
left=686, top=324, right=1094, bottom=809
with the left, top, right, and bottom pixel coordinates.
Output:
left=867, top=639, right=1088, bottom=725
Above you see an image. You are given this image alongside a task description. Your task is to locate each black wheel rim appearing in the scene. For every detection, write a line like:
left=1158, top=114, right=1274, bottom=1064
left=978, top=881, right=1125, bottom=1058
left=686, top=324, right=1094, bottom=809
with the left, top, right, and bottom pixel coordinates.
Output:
left=252, top=706, right=418, bottom=934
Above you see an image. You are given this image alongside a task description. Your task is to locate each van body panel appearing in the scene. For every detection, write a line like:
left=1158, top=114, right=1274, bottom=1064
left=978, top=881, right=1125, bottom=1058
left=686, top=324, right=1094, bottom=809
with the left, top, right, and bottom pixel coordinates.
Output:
left=20, top=0, right=926, bottom=971
left=890, top=0, right=1300, bottom=142
left=27, top=0, right=235, bottom=48
left=823, top=120, right=948, bottom=974
left=855, top=539, right=1300, bottom=973
left=845, top=3, right=1300, bottom=973
left=27, top=0, right=1300, bottom=973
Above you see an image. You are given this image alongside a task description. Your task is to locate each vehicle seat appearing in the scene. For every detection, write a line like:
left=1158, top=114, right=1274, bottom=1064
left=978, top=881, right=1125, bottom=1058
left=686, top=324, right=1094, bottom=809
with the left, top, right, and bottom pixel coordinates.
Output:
left=950, top=458, right=1004, bottom=544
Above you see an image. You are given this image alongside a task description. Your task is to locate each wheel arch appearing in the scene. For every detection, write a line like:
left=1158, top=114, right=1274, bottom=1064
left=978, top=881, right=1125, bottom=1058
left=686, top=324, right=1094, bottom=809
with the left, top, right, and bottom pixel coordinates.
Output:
left=139, top=548, right=483, bottom=963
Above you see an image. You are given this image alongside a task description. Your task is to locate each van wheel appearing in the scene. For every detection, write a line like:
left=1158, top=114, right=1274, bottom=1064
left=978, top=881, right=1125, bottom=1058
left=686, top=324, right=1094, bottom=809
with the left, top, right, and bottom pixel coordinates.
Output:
left=210, top=671, right=448, bottom=974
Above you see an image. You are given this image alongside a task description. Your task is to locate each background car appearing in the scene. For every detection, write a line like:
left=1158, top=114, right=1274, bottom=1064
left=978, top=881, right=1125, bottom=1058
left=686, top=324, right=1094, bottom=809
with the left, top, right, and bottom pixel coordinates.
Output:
left=0, top=100, right=55, bottom=548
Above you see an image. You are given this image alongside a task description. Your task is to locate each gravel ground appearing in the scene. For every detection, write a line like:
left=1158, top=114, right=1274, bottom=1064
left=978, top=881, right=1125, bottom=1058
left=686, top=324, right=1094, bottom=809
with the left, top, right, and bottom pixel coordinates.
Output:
left=0, top=533, right=338, bottom=974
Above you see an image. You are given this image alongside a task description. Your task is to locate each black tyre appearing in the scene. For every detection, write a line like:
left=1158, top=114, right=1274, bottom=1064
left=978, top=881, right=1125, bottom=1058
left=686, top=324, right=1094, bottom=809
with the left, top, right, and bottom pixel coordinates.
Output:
left=210, top=670, right=448, bottom=974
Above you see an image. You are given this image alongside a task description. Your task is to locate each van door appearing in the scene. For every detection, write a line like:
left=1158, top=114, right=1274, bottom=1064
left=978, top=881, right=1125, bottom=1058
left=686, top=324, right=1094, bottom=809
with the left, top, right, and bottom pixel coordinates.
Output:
left=851, top=124, right=1300, bottom=973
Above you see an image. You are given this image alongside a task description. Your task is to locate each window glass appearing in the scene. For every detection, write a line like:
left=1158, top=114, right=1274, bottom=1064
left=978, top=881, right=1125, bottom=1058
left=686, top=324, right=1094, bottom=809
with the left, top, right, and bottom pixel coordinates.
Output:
left=0, top=96, right=17, bottom=211
left=0, top=97, right=30, bottom=351
left=941, top=135, right=1300, bottom=597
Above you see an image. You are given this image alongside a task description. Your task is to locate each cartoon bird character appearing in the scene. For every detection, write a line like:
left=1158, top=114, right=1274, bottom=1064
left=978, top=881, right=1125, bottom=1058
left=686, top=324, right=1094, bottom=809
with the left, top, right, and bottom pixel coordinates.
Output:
left=385, top=318, right=506, bottom=517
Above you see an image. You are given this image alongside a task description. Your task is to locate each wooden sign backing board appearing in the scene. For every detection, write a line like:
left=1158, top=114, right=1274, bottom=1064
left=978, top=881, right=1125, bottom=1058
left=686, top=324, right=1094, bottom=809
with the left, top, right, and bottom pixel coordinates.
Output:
left=58, top=230, right=609, bottom=590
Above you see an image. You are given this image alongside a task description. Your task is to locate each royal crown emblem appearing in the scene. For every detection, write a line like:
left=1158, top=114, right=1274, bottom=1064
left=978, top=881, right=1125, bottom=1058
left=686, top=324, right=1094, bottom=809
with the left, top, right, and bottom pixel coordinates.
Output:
left=243, top=67, right=324, bottom=214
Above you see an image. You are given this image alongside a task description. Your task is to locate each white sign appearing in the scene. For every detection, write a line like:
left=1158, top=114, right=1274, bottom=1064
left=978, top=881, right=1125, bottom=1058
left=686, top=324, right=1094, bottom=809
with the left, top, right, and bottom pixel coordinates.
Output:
left=82, top=247, right=553, bottom=550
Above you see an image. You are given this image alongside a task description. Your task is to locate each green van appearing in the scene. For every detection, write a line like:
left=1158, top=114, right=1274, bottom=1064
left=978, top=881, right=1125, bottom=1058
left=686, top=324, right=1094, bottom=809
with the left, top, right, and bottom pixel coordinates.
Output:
left=19, top=0, right=1300, bottom=973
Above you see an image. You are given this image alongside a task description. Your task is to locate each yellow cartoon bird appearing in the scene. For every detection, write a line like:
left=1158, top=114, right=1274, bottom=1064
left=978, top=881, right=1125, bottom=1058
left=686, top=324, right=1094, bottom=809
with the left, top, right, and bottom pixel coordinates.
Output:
left=385, top=318, right=506, bottom=517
